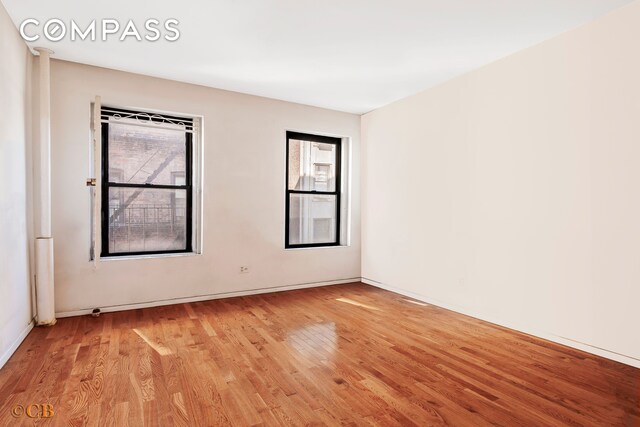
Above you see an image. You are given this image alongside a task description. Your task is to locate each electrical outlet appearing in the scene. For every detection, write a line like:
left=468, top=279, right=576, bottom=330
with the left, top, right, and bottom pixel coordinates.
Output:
left=240, top=266, right=249, bottom=274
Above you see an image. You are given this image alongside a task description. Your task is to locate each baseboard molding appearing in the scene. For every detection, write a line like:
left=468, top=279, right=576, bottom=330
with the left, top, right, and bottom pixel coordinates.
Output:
left=56, top=277, right=360, bottom=318
left=362, top=277, right=640, bottom=369
left=0, top=320, right=35, bottom=370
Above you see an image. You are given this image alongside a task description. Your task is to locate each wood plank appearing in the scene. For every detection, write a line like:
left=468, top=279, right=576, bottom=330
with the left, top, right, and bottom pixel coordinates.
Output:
left=0, top=282, right=637, bottom=426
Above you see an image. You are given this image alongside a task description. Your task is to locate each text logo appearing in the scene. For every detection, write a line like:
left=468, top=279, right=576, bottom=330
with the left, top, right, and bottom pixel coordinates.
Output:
left=11, top=404, right=55, bottom=419
left=19, top=19, right=180, bottom=42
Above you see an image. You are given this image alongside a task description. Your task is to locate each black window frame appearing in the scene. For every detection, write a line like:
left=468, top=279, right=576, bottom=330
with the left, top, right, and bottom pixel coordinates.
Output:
left=285, top=131, right=342, bottom=249
left=101, top=106, right=193, bottom=257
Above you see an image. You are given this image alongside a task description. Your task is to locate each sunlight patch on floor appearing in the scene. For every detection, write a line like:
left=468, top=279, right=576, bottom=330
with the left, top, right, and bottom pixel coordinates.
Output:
left=287, top=322, right=337, bottom=359
left=403, top=298, right=428, bottom=306
left=133, top=328, right=173, bottom=356
left=336, top=297, right=381, bottom=311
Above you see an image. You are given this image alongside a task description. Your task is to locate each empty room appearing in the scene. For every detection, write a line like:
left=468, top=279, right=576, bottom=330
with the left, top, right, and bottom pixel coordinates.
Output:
left=0, top=0, right=639, bottom=425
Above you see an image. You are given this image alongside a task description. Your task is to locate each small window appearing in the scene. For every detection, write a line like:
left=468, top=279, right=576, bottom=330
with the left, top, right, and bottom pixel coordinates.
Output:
left=286, top=131, right=342, bottom=248
left=101, top=106, right=195, bottom=256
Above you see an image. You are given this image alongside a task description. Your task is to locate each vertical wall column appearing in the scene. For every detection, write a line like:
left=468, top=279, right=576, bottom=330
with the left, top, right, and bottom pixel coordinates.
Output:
left=34, top=47, right=55, bottom=326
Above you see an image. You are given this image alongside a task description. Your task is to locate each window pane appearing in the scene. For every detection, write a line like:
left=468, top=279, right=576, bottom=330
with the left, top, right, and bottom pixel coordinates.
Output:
left=289, top=194, right=337, bottom=245
left=108, top=123, right=186, bottom=185
left=288, top=139, right=337, bottom=192
left=107, top=187, right=187, bottom=253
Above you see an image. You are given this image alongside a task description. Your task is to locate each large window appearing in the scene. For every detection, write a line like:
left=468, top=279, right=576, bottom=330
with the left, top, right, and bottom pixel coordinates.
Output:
left=286, top=131, right=342, bottom=248
left=101, top=107, right=194, bottom=256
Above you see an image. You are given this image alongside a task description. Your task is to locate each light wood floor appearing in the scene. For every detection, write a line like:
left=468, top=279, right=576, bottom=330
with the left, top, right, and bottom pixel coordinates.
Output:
left=0, top=283, right=638, bottom=426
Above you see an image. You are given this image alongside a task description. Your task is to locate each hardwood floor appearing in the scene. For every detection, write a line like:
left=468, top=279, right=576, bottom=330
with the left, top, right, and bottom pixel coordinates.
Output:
left=0, top=282, right=638, bottom=426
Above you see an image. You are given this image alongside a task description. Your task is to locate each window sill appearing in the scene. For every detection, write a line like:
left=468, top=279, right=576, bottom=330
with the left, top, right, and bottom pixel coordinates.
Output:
left=97, top=252, right=200, bottom=262
left=285, top=245, right=350, bottom=251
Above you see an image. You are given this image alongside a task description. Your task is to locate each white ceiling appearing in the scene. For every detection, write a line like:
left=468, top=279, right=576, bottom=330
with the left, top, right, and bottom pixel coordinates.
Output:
left=2, top=0, right=632, bottom=114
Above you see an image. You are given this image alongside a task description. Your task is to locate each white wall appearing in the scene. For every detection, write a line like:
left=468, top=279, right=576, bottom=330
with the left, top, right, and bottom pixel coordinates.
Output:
left=50, top=60, right=361, bottom=315
left=0, top=3, right=34, bottom=368
left=362, top=1, right=640, bottom=366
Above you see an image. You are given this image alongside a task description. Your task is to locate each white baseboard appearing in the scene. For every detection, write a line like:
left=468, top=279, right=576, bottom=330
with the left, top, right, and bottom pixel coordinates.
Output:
left=362, top=277, right=640, bottom=369
left=0, top=320, right=35, bottom=370
left=56, top=277, right=360, bottom=318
